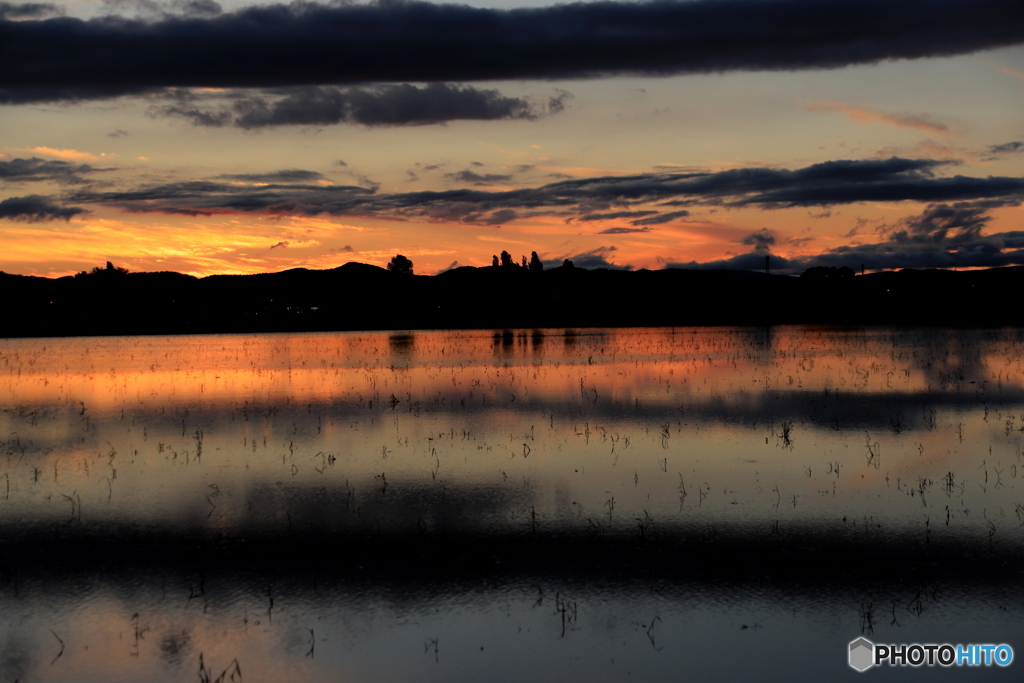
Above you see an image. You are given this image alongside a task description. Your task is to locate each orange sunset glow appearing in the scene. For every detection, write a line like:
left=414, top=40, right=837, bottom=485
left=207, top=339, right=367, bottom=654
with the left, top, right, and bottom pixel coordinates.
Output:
left=2, top=1, right=1022, bottom=280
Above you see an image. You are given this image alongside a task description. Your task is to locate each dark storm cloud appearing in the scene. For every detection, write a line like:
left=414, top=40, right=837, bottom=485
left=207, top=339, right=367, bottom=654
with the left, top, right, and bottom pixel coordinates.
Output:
left=806, top=199, right=1024, bottom=271
left=216, top=169, right=326, bottom=183
left=555, top=158, right=1023, bottom=210
left=150, top=84, right=543, bottom=127
left=100, top=0, right=222, bottom=18
left=0, top=85, right=163, bottom=104
left=598, top=226, right=653, bottom=234
left=65, top=157, right=1024, bottom=223
left=444, top=170, right=514, bottom=185
left=629, top=209, right=690, bottom=225
left=742, top=229, right=776, bottom=252
left=2, top=0, right=1021, bottom=100
left=889, top=202, right=991, bottom=244
left=579, top=210, right=658, bottom=221
left=0, top=2, right=62, bottom=19
left=796, top=232, right=1024, bottom=271
left=155, top=103, right=232, bottom=126
left=619, top=157, right=1024, bottom=208
left=738, top=173, right=1024, bottom=206
left=171, top=0, right=222, bottom=17
left=340, top=83, right=538, bottom=127
left=985, top=141, right=1024, bottom=159
left=479, top=208, right=518, bottom=225
left=547, top=89, right=574, bottom=114
left=663, top=251, right=788, bottom=272
left=544, top=246, right=633, bottom=270
left=663, top=200, right=1024, bottom=273
left=0, top=194, right=87, bottom=221
left=68, top=180, right=376, bottom=216
left=0, top=157, right=109, bottom=184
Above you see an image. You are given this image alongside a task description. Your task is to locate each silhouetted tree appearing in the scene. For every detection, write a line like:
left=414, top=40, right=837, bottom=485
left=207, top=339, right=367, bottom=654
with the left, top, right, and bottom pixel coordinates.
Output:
left=562, top=259, right=575, bottom=269
left=500, top=251, right=515, bottom=267
left=521, top=254, right=528, bottom=268
left=387, top=254, right=414, bottom=275
left=76, top=261, right=128, bottom=278
left=529, top=252, right=543, bottom=271
left=491, top=254, right=499, bottom=267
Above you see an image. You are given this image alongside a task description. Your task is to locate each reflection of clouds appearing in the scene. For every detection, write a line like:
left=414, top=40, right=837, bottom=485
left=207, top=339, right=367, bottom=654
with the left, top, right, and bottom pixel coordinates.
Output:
left=158, top=629, right=192, bottom=666
left=239, top=479, right=535, bottom=538
left=2, top=328, right=1022, bottom=456
left=0, top=630, right=35, bottom=683
left=2, top=327, right=1023, bottom=681
left=388, top=333, right=414, bottom=362
left=2, top=327, right=1022, bottom=548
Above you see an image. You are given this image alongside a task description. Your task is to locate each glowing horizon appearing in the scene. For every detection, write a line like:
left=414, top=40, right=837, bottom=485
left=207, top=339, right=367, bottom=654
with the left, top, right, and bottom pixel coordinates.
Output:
left=2, top=1, right=1023, bottom=278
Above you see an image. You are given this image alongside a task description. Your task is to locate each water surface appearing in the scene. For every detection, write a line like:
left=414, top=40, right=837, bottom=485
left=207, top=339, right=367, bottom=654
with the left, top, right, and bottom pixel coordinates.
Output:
left=2, top=327, right=1022, bottom=681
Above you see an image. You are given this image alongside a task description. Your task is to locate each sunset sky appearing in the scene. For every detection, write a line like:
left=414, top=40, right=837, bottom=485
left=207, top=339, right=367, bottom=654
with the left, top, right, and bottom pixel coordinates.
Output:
left=2, top=0, right=1023, bottom=277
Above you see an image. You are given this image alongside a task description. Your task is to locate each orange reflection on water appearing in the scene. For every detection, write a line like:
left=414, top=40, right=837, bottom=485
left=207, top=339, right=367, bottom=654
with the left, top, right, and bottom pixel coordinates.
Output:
left=3, top=327, right=1022, bottom=413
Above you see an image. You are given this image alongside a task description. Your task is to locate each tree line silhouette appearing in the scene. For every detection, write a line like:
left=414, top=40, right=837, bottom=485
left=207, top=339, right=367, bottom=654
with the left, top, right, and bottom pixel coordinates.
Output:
left=386, top=251, right=571, bottom=275
left=488, top=251, right=556, bottom=271
left=3, top=258, right=1023, bottom=338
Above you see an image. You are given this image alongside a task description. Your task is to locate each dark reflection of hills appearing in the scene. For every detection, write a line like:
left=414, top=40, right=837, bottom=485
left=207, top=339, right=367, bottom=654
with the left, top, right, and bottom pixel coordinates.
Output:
left=1, top=516, right=1021, bottom=600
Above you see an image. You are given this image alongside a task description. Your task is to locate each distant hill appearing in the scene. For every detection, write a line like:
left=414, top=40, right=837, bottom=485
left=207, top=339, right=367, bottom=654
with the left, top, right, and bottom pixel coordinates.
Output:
left=2, top=263, right=1023, bottom=338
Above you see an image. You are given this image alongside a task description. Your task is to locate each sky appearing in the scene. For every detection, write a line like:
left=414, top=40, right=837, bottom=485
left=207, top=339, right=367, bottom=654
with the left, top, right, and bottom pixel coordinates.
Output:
left=1, top=0, right=1023, bottom=277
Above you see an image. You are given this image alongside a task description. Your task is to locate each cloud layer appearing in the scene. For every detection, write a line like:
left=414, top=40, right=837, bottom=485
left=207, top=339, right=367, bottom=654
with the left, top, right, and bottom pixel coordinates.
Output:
left=0, top=194, right=87, bottom=221
left=62, top=157, right=1024, bottom=225
left=662, top=198, right=1024, bottom=273
left=0, top=2, right=63, bottom=20
left=151, top=83, right=551, bottom=128
left=0, top=156, right=110, bottom=183
left=2, top=0, right=1022, bottom=101
left=9, top=155, right=1022, bottom=272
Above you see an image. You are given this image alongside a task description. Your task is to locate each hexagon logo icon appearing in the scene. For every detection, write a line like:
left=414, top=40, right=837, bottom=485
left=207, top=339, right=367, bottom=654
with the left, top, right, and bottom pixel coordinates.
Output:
left=849, top=637, right=875, bottom=672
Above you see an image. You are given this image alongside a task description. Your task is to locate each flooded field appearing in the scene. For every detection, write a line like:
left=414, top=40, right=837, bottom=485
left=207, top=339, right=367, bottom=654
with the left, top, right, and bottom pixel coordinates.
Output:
left=1, top=326, right=1022, bottom=681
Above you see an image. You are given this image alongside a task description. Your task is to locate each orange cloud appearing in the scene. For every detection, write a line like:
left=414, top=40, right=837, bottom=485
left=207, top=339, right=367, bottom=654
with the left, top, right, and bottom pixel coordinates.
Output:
left=982, top=59, right=1024, bottom=80
left=12, top=146, right=108, bottom=161
left=803, top=101, right=952, bottom=136
left=475, top=235, right=538, bottom=248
